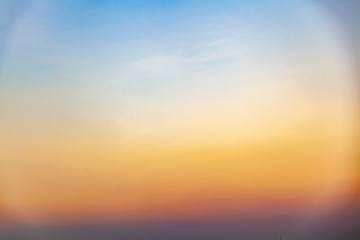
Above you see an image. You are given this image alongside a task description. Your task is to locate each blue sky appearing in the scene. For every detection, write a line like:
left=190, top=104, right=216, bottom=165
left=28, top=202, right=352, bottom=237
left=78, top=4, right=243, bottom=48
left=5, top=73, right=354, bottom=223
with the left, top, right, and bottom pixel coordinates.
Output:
left=0, top=0, right=355, bottom=140
left=1, top=0, right=317, bottom=88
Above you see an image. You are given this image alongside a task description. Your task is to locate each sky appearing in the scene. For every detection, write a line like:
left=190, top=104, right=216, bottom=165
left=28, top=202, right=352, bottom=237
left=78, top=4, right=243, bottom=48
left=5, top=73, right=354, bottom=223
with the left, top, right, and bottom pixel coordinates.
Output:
left=0, top=0, right=359, bottom=239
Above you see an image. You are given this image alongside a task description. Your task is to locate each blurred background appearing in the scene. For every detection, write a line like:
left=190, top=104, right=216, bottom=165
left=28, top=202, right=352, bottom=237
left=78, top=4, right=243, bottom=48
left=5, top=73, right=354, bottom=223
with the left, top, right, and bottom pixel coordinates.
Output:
left=0, top=0, right=359, bottom=239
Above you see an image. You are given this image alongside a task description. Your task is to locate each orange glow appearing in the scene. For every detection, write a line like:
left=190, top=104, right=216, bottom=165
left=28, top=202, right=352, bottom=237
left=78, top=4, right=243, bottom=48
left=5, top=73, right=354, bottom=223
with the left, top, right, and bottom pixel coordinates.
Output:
left=1, top=108, right=357, bottom=223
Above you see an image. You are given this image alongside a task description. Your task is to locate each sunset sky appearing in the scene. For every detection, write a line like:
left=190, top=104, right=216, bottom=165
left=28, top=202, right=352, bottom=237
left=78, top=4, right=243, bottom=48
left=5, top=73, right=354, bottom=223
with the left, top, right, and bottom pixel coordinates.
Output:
left=0, top=0, right=359, bottom=239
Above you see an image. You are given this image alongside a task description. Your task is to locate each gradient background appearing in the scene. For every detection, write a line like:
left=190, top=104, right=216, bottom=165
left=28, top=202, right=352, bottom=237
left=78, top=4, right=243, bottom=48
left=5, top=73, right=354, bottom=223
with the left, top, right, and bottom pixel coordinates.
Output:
left=0, top=0, right=359, bottom=239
